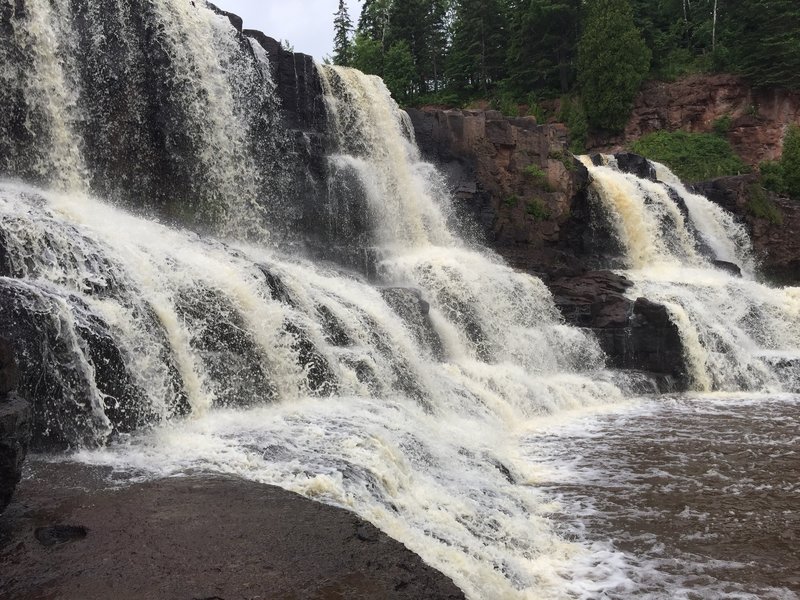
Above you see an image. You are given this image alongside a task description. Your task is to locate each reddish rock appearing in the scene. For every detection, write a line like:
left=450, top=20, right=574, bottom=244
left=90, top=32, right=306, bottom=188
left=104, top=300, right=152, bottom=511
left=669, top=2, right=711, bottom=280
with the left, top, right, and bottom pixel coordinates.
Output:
left=591, top=74, right=800, bottom=166
left=408, top=107, right=622, bottom=277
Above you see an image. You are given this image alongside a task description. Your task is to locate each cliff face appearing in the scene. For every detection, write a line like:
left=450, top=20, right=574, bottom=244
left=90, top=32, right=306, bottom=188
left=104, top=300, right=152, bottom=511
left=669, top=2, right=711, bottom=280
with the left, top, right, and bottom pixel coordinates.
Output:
left=408, top=107, right=623, bottom=278
left=591, top=74, right=800, bottom=166
left=409, top=108, right=688, bottom=389
left=692, top=176, right=800, bottom=283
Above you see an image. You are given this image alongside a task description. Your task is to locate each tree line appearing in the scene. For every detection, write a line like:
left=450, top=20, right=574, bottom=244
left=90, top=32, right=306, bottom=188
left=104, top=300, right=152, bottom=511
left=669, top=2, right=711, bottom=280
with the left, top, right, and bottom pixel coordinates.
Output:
left=331, top=0, right=800, bottom=136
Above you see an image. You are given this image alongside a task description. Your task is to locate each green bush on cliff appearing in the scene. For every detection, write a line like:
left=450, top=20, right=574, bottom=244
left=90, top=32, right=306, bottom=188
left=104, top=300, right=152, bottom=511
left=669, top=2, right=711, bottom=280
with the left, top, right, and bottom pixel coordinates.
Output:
left=746, top=183, right=783, bottom=224
left=525, top=198, right=551, bottom=220
left=629, top=131, right=747, bottom=181
left=759, top=125, right=800, bottom=201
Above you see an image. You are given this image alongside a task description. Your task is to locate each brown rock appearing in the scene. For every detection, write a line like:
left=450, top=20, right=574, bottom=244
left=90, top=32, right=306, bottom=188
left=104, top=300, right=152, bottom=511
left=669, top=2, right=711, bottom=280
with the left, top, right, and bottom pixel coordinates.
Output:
left=591, top=74, right=800, bottom=166
left=0, top=461, right=465, bottom=600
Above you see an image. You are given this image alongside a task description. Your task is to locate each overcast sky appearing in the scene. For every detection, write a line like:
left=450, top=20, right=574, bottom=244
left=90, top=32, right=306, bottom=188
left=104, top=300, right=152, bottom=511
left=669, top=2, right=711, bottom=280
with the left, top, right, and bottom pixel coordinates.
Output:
left=212, top=0, right=363, bottom=61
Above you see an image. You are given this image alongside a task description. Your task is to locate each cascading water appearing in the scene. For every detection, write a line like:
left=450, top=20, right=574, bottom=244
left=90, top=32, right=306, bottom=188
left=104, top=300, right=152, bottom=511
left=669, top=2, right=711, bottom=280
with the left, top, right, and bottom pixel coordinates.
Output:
left=1, top=1, right=798, bottom=598
left=581, top=156, right=800, bottom=392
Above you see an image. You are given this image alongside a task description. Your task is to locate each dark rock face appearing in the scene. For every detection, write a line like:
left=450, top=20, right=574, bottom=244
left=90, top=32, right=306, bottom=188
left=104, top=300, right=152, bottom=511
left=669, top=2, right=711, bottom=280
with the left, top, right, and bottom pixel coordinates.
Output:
left=408, top=107, right=622, bottom=278
left=612, top=152, right=657, bottom=180
left=0, top=338, right=30, bottom=514
left=0, top=463, right=466, bottom=600
left=692, top=175, right=800, bottom=284
left=548, top=271, right=688, bottom=390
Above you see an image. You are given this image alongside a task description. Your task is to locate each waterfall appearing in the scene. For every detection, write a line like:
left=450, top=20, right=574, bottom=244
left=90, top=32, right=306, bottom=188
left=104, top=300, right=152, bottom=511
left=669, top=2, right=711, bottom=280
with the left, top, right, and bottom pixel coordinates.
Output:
left=582, top=157, right=800, bottom=392
left=2, top=1, right=799, bottom=597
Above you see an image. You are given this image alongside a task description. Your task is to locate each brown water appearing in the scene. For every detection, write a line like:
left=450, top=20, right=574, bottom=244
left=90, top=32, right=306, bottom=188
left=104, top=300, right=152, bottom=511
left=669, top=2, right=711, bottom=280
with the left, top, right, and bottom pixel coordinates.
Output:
left=531, top=394, right=800, bottom=599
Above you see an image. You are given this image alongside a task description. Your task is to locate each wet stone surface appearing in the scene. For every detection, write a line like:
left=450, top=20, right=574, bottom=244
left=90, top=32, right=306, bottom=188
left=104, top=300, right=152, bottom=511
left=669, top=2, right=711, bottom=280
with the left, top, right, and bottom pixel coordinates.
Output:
left=531, top=394, right=800, bottom=598
left=0, top=461, right=464, bottom=600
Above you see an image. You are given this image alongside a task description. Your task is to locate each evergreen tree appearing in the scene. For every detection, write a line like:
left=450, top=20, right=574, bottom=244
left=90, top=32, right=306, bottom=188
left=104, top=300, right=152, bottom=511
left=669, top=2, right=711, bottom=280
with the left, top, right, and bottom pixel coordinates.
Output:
left=447, top=0, right=508, bottom=93
left=724, top=0, right=800, bottom=90
left=351, top=32, right=384, bottom=75
left=358, top=0, right=392, bottom=45
left=577, top=0, right=651, bottom=131
left=505, top=0, right=580, bottom=96
left=383, top=41, right=417, bottom=102
left=333, top=0, right=353, bottom=66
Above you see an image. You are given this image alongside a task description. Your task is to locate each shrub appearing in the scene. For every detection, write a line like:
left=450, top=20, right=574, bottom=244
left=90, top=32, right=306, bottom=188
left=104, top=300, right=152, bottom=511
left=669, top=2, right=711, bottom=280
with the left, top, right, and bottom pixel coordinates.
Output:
left=503, top=194, right=519, bottom=208
left=525, top=199, right=551, bottom=221
left=712, top=115, right=733, bottom=137
left=558, top=97, right=588, bottom=154
left=629, top=130, right=747, bottom=181
left=747, top=183, right=783, bottom=224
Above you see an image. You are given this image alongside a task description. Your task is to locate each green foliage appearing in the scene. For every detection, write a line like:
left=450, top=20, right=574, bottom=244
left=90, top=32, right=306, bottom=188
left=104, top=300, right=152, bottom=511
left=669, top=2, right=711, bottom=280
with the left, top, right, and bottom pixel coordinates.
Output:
left=503, top=194, right=519, bottom=207
left=758, top=126, right=800, bottom=201
left=525, top=198, right=551, bottom=220
left=722, top=0, right=800, bottom=91
left=746, top=183, right=783, bottom=224
left=759, top=160, right=785, bottom=195
left=630, top=130, right=747, bottom=181
left=447, top=0, right=507, bottom=93
left=712, top=115, right=733, bottom=137
left=549, top=149, right=576, bottom=171
left=577, top=0, right=651, bottom=132
left=559, top=96, right=588, bottom=154
left=333, top=0, right=353, bottom=66
left=383, top=41, right=417, bottom=103
left=505, top=0, right=580, bottom=97
left=780, top=124, right=800, bottom=199
left=351, top=33, right=384, bottom=75
left=523, top=164, right=549, bottom=186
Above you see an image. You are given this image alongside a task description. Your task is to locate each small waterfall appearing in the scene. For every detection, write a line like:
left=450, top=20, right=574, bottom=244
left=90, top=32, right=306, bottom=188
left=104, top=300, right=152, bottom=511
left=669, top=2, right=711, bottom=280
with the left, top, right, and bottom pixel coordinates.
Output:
left=582, top=156, right=800, bottom=392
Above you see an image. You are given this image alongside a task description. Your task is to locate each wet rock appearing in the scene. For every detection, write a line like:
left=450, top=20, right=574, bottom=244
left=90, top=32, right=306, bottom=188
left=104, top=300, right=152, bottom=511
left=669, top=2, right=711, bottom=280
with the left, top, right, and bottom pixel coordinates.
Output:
left=0, top=338, right=29, bottom=514
left=408, top=108, right=618, bottom=278
left=0, top=280, right=160, bottom=449
left=548, top=271, right=688, bottom=391
left=712, top=260, right=743, bottom=277
left=380, top=288, right=443, bottom=360
left=0, top=463, right=466, bottom=600
left=611, top=152, right=657, bottom=181
left=692, top=175, right=800, bottom=284
left=34, top=525, right=88, bottom=546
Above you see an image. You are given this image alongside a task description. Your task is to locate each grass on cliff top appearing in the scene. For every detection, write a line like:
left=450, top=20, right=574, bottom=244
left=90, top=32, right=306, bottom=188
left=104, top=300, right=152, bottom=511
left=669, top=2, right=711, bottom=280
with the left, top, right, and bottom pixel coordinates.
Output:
left=630, top=130, right=748, bottom=181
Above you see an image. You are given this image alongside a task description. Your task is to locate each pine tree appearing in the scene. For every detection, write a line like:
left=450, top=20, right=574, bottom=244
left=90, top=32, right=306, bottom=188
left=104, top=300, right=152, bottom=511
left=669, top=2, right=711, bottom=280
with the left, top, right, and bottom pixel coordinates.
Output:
left=333, top=0, right=353, bottom=66
left=383, top=41, right=417, bottom=102
left=577, top=0, right=651, bottom=131
left=447, top=0, right=508, bottom=93
left=505, top=0, right=580, bottom=96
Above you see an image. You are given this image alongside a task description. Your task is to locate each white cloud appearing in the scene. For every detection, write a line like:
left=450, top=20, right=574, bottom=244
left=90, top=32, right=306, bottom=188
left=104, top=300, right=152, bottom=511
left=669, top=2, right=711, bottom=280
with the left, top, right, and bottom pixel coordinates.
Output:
left=211, top=0, right=363, bottom=60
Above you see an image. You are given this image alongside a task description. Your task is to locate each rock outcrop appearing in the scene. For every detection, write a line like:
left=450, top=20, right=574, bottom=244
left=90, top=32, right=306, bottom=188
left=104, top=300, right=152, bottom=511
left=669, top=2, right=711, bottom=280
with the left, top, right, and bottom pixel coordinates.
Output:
left=692, top=175, right=800, bottom=283
left=0, top=338, right=29, bottom=513
left=549, top=271, right=688, bottom=390
left=408, top=107, right=622, bottom=278
left=1, top=463, right=465, bottom=599
left=591, top=74, right=800, bottom=166
left=409, top=111, right=689, bottom=388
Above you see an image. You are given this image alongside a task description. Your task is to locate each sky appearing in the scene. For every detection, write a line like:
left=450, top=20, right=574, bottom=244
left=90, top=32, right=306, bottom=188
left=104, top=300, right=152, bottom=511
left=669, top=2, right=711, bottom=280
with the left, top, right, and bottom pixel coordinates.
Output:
left=211, top=0, right=363, bottom=61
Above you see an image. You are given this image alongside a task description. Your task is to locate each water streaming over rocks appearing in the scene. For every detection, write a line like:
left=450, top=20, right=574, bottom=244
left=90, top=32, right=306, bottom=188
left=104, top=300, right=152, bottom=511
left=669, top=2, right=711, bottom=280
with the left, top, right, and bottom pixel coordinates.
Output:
left=0, top=2, right=798, bottom=598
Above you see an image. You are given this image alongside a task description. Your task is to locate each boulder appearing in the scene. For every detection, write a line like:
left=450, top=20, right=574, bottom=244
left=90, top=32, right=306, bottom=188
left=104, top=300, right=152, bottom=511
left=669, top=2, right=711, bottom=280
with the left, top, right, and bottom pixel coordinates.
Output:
left=548, top=271, right=688, bottom=390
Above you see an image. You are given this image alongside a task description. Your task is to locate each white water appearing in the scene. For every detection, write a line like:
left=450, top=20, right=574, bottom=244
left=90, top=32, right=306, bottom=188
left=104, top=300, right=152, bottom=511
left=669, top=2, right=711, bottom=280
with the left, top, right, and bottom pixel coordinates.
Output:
left=582, top=157, right=800, bottom=392
left=2, top=1, right=799, bottom=597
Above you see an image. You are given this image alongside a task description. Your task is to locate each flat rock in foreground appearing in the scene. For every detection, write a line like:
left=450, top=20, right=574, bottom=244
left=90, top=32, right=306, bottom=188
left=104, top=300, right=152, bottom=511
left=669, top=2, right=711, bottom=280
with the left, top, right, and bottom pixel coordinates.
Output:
left=0, top=461, right=464, bottom=600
